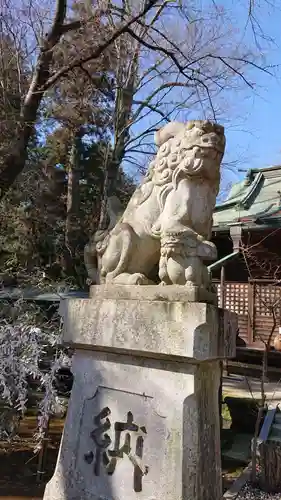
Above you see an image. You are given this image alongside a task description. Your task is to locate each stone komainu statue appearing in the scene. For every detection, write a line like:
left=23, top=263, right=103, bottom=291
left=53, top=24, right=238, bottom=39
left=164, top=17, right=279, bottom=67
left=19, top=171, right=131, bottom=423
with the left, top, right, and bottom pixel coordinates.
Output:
left=84, top=120, right=225, bottom=289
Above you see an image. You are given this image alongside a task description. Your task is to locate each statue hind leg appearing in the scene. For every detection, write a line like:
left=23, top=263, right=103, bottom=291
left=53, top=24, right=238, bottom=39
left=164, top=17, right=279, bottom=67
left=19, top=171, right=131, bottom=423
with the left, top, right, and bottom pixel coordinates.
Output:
left=100, top=223, right=133, bottom=282
left=101, top=223, right=154, bottom=285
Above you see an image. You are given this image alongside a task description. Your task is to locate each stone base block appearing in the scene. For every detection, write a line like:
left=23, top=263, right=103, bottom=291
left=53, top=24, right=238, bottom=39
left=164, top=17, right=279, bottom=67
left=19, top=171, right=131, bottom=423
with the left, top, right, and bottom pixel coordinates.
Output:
left=89, top=284, right=217, bottom=305
left=44, top=287, right=237, bottom=500
left=61, top=287, right=225, bottom=361
left=44, top=351, right=221, bottom=500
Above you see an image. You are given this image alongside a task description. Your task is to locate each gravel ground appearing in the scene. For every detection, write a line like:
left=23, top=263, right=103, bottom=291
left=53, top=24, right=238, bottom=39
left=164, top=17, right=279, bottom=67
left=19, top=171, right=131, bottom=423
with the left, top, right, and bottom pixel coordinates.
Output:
left=237, top=482, right=281, bottom=499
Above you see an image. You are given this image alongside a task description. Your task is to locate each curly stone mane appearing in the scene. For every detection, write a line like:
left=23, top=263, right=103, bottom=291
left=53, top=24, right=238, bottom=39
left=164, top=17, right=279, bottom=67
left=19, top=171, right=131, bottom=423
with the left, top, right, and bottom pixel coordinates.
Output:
left=84, top=119, right=225, bottom=288
left=139, top=120, right=223, bottom=212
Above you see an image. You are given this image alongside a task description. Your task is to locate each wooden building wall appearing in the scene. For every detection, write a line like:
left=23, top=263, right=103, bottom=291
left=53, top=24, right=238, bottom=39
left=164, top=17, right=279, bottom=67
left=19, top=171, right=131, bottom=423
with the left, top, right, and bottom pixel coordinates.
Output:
left=214, top=280, right=281, bottom=347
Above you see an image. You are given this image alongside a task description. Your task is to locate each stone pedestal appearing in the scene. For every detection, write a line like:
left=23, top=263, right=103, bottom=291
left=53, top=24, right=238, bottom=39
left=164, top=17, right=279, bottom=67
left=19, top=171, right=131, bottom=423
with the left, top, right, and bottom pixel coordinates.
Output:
left=44, top=285, right=236, bottom=500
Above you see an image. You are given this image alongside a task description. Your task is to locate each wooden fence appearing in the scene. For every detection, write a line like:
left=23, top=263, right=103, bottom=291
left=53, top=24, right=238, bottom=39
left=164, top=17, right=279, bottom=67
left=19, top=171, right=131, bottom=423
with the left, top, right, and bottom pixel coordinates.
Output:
left=214, top=280, right=281, bottom=347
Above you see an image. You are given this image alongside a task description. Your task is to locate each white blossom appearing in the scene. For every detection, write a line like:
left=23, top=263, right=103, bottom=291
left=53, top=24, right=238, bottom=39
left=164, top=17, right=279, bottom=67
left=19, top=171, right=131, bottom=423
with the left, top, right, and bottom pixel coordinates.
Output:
left=0, top=298, right=71, bottom=448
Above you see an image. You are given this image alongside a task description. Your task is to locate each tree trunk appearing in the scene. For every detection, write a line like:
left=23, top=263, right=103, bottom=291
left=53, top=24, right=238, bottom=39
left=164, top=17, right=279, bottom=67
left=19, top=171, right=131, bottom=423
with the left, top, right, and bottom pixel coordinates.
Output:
left=252, top=406, right=265, bottom=484
left=64, top=129, right=82, bottom=274
left=260, top=440, right=281, bottom=492
left=0, top=0, right=68, bottom=200
left=0, top=0, right=157, bottom=200
left=98, top=36, right=139, bottom=230
left=0, top=122, right=34, bottom=199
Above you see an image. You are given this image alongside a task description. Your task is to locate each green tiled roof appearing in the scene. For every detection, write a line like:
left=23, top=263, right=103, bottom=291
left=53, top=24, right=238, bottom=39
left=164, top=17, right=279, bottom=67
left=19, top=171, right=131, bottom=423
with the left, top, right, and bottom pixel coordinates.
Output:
left=213, top=166, right=281, bottom=229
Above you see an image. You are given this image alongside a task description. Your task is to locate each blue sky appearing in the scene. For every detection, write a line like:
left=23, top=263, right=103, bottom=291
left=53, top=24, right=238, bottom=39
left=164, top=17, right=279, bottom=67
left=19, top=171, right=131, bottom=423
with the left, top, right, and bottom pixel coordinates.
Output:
left=214, top=1, right=281, bottom=186
left=126, top=1, right=281, bottom=194
left=40, top=0, right=281, bottom=196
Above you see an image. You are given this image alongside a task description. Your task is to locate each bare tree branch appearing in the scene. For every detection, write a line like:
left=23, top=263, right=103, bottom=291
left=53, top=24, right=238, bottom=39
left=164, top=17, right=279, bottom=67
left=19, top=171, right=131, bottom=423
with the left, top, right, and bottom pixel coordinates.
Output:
left=0, top=0, right=159, bottom=200
left=42, top=0, right=159, bottom=91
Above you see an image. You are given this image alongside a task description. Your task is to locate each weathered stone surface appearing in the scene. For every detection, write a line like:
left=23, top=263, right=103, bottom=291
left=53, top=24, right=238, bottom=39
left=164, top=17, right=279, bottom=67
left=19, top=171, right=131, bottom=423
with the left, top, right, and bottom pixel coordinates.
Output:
left=60, top=295, right=219, bottom=361
left=44, top=351, right=222, bottom=500
left=44, top=290, right=236, bottom=500
left=84, top=120, right=225, bottom=290
left=89, top=283, right=217, bottom=304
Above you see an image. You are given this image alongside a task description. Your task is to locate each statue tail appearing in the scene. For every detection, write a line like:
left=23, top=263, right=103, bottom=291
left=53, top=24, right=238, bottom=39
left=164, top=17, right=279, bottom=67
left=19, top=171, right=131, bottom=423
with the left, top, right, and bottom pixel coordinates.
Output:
left=84, top=241, right=99, bottom=283
left=84, top=229, right=108, bottom=284
left=103, top=223, right=134, bottom=282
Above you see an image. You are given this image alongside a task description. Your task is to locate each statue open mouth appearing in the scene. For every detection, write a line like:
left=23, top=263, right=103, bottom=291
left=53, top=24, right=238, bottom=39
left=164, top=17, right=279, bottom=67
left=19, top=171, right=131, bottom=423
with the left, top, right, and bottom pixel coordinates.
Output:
left=193, top=146, right=221, bottom=160
left=185, top=139, right=225, bottom=161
